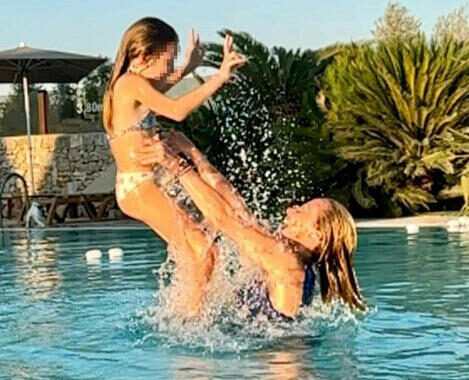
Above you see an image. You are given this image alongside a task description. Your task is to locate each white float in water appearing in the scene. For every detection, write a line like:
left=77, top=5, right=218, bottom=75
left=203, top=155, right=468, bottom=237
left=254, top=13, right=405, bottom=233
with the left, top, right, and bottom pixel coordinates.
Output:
left=459, top=217, right=469, bottom=231
left=406, top=224, right=420, bottom=234
left=85, top=249, right=102, bottom=262
left=447, top=220, right=460, bottom=233
left=108, top=247, right=123, bottom=261
left=446, top=218, right=469, bottom=233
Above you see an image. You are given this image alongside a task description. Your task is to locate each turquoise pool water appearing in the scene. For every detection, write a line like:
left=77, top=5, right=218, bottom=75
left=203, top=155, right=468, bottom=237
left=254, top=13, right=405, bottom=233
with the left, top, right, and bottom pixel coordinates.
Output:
left=0, top=228, right=468, bottom=379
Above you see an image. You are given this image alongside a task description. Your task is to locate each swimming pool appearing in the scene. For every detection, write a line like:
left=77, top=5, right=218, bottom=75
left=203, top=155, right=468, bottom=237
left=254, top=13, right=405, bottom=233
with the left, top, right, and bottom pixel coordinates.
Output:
left=0, top=228, right=468, bottom=379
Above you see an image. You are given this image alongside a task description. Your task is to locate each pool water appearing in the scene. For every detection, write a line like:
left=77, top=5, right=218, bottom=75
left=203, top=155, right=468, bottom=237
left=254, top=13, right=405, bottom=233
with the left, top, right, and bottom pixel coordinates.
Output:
left=0, top=228, right=468, bottom=379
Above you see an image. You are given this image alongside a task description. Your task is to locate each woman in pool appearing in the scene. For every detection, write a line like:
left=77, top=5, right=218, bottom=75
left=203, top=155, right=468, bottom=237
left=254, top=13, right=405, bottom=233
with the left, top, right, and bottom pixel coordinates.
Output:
left=136, top=132, right=366, bottom=319
left=103, top=16, right=364, bottom=319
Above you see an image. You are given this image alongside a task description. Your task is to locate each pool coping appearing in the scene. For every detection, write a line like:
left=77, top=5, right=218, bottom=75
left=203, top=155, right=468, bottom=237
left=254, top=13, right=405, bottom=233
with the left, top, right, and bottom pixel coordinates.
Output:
left=0, top=215, right=462, bottom=231
left=355, top=215, right=456, bottom=229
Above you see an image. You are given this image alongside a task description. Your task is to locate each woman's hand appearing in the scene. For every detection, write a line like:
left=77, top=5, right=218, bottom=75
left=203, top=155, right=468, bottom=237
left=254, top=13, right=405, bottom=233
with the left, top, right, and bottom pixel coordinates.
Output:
left=185, top=29, right=204, bottom=72
left=133, top=136, right=191, bottom=177
left=217, top=34, right=246, bottom=83
left=132, top=136, right=176, bottom=167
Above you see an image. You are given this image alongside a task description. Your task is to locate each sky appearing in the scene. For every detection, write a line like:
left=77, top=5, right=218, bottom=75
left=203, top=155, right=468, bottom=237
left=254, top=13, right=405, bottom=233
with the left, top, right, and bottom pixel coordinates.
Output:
left=0, top=0, right=467, bottom=95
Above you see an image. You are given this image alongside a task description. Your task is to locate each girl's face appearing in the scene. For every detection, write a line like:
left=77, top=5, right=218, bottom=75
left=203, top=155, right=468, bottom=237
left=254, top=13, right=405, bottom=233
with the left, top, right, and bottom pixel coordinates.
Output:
left=155, top=41, right=178, bottom=77
left=130, top=41, right=178, bottom=80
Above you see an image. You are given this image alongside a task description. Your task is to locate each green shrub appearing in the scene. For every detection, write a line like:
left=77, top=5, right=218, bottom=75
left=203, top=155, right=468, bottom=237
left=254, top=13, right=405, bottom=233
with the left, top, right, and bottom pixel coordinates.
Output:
left=324, top=35, right=469, bottom=215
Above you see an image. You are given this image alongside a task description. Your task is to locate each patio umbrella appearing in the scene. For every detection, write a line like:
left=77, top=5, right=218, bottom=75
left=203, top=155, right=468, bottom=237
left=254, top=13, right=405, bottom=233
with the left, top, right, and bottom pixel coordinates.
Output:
left=0, top=42, right=106, bottom=194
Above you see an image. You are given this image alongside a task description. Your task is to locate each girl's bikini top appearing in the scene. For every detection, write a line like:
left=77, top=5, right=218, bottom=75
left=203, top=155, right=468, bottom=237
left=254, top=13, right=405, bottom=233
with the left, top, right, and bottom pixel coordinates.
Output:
left=106, top=110, right=169, bottom=142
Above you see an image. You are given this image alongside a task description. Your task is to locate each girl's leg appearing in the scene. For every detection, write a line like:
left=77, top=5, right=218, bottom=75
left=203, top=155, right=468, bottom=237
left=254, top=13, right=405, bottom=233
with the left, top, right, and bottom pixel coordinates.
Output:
left=118, top=179, right=218, bottom=318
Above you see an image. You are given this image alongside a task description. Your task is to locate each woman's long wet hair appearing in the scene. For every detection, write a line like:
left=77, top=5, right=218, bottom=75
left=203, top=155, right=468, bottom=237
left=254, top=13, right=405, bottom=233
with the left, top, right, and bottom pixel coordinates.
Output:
left=304, top=199, right=366, bottom=311
left=102, top=17, right=179, bottom=135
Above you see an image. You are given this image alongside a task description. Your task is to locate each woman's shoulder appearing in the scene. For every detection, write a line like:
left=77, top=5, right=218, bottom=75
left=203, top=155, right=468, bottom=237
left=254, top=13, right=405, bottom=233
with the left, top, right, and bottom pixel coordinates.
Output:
left=267, top=237, right=304, bottom=273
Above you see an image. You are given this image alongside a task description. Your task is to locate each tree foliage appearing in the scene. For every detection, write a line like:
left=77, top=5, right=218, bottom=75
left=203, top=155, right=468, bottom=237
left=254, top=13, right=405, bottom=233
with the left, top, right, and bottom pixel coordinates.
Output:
left=49, top=83, right=78, bottom=119
left=372, top=2, right=421, bottom=42
left=78, top=59, right=112, bottom=121
left=0, top=83, right=42, bottom=136
left=434, top=5, right=469, bottom=43
left=323, top=36, right=469, bottom=215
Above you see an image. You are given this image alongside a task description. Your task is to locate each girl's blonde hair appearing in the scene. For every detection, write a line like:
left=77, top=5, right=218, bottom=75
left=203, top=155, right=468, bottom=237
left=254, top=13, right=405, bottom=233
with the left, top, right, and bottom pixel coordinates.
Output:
left=102, top=17, right=178, bottom=134
left=305, top=198, right=365, bottom=310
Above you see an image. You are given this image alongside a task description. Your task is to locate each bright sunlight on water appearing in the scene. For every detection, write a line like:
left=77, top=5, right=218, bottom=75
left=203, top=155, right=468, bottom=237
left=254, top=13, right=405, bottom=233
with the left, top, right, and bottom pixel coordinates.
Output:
left=0, top=227, right=468, bottom=380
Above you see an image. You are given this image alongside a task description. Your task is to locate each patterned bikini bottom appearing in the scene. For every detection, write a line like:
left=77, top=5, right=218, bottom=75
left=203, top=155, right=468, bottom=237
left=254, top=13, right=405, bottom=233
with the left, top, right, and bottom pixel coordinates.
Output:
left=115, top=170, right=154, bottom=203
left=114, top=166, right=204, bottom=224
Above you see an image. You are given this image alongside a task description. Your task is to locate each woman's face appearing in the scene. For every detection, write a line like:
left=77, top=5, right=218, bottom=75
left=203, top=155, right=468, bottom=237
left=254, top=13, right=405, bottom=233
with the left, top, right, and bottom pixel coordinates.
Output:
left=281, top=199, right=329, bottom=252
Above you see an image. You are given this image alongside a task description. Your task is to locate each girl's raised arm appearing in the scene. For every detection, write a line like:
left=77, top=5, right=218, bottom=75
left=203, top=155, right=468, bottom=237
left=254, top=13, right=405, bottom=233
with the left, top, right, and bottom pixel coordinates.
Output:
left=125, top=35, right=245, bottom=122
left=123, top=73, right=225, bottom=122
left=157, top=29, right=205, bottom=93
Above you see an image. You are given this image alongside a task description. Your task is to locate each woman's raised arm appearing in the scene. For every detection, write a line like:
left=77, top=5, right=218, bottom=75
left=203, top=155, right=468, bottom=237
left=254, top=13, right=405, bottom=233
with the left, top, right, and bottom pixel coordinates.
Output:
left=166, top=131, right=257, bottom=225
left=134, top=130, right=263, bottom=228
left=171, top=168, right=301, bottom=275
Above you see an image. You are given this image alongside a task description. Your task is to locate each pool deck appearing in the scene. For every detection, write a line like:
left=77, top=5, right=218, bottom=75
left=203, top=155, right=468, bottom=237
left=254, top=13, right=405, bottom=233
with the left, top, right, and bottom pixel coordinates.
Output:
left=0, top=218, right=147, bottom=231
left=0, top=214, right=460, bottom=231
left=356, top=215, right=457, bottom=229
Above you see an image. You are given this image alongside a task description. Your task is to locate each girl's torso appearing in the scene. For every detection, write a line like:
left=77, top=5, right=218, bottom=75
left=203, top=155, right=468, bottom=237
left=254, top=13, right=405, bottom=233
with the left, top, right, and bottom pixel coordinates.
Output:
left=107, top=74, right=173, bottom=173
left=108, top=109, right=170, bottom=172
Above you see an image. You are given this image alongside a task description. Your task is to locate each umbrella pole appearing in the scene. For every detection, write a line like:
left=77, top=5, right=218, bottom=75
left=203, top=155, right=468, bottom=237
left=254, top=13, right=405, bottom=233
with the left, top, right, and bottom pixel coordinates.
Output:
left=22, top=72, right=35, bottom=195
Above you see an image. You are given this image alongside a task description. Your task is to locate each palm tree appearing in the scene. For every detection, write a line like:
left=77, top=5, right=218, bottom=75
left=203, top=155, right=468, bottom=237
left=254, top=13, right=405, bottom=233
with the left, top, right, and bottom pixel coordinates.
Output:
left=200, top=30, right=345, bottom=221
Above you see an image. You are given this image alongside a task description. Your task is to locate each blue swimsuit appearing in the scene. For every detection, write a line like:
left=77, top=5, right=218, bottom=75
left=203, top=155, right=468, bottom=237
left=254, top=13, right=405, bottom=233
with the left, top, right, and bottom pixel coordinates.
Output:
left=239, top=264, right=316, bottom=322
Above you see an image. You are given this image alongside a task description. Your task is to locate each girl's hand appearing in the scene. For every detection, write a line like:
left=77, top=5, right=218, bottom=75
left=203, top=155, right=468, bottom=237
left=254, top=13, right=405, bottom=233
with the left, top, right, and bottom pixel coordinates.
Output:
left=217, top=34, right=246, bottom=83
left=185, top=28, right=204, bottom=72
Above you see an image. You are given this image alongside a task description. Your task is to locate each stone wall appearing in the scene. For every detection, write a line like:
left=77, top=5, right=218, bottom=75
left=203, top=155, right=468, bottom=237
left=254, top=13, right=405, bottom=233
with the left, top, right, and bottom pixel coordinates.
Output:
left=0, top=132, right=114, bottom=196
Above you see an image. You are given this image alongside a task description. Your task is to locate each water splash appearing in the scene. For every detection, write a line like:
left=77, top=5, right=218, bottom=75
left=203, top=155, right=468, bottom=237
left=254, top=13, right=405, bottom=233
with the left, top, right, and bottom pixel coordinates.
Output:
left=209, top=80, right=322, bottom=224
left=133, top=236, right=360, bottom=354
